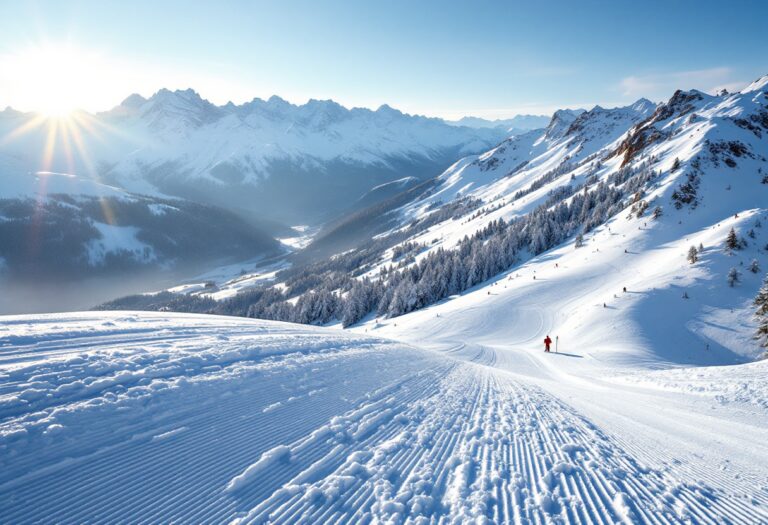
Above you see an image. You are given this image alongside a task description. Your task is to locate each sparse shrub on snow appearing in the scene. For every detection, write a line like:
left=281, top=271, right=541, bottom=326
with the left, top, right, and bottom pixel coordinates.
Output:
left=725, top=228, right=740, bottom=251
left=727, top=267, right=741, bottom=287
left=687, top=246, right=698, bottom=264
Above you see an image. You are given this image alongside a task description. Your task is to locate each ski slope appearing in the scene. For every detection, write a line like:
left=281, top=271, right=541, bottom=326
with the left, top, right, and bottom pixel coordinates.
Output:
left=1, top=312, right=766, bottom=523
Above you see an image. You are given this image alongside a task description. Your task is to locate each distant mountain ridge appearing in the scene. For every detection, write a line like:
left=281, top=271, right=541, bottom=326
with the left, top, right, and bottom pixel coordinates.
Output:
left=445, top=114, right=551, bottom=133
left=0, top=89, right=508, bottom=224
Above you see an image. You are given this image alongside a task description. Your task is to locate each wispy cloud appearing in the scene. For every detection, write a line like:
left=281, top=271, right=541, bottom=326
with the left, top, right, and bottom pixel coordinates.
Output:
left=619, top=67, right=746, bottom=99
left=429, top=101, right=628, bottom=122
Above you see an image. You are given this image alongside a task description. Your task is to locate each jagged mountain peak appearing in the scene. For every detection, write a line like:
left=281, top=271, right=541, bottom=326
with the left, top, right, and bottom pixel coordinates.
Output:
left=565, top=99, right=656, bottom=137
left=267, top=94, right=290, bottom=105
left=543, top=108, right=586, bottom=140
left=304, top=98, right=345, bottom=110
left=151, top=87, right=204, bottom=101
left=144, top=88, right=213, bottom=112
left=376, top=103, right=402, bottom=115
left=630, top=97, right=657, bottom=114
left=120, top=93, right=148, bottom=109
left=742, top=74, right=768, bottom=94
left=132, top=88, right=224, bottom=129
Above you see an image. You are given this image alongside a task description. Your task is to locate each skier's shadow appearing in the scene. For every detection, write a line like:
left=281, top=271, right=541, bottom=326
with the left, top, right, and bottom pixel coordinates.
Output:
left=550, top=351, right=583, bottom=358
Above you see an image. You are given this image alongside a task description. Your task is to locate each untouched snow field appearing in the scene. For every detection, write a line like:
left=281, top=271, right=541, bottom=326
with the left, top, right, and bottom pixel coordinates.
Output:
left=1, top=311, right=766, bottom=523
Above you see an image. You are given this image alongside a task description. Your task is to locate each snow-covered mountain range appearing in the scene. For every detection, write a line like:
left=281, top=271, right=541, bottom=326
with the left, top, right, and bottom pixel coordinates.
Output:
left=0, top=91, right=510, bottom=308
left=121, top=75, right=768, bottom=365
left=1, top=90, right=508, bottom=224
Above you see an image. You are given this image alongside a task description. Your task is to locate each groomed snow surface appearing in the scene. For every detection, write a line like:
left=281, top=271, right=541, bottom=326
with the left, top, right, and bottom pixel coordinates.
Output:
left=1, top=311, right=766, bottom=524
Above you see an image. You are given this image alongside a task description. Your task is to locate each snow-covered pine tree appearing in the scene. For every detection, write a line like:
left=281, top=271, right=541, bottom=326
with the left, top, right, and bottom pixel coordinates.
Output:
left=727, top=267, right=741, bottom=287
left=687, top=246, right=698, bottom=264
left=725, top=228, right=740, bottom=251
left=750, top=259, right=761, bottom=274
left=575, top=233, right=584, bottom=248
left=652, top=206, right=663, bottom=220
left=755, top=274, right=768, bottom=353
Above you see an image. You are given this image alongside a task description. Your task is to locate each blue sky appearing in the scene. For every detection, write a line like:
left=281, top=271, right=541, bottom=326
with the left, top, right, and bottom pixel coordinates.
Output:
left=0, top=0, right=766, bottom=118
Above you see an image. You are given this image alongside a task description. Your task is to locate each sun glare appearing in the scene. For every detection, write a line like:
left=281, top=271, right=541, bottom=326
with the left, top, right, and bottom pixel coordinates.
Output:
left=1, top=44, right=101, bottom=117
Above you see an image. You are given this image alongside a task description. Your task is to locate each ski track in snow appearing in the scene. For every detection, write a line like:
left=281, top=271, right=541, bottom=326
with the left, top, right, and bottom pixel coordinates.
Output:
left=1, top=312, right=767, bottom=524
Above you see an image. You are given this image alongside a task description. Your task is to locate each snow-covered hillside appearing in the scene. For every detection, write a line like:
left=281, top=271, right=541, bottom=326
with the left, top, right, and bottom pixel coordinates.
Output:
left=1, top=312, right=766, bottom=523
left=117, top=76, right=768, bottom=367
left=0, top=91, right=507, bottom=223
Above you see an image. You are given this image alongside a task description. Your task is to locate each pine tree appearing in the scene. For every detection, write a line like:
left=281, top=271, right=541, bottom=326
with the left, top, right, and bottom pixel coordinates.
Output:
left=755, top=274, right=768, bottom=352
left=749, top=259, right=761, bottom=274
left=698, top=242, right=704, bottom=252
left=687, top=246, right=698, bottom=264
left=575, top=233, right=584, bottom=248
left=727, top=267, right=741, bottom=287
left=652, top=206, right=663, bottom=220
left=725, top=228, right=739, bottom=251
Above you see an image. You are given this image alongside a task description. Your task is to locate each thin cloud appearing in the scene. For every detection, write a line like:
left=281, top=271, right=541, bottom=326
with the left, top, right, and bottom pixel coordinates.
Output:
left=619, top=67, right=744, bottom=98
left=431, top=100, right=628, bottom=121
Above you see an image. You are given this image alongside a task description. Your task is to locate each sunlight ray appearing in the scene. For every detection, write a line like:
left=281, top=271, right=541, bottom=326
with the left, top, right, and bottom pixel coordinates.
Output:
left=0, top=114, right=47, bottom=145
left=41, top=118, right=59, bottom=174
left=73, top=110, right=140, bottom=144
left=59, top=120, right=76, bottom=175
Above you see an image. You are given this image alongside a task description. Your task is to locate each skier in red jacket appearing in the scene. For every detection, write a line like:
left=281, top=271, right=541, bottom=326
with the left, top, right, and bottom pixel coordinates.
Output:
left=544, top=335, right=552, bottom=352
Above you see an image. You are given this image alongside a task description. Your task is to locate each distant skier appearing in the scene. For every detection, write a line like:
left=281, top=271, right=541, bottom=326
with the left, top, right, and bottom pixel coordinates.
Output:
left=544, top=335, right=552, bottom=352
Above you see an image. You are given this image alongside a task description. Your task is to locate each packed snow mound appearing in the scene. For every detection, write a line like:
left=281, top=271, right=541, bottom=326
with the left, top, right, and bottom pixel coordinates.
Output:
left=1, top=311, right=766, bottom=523
left=613, top=359, right=768, bottom=411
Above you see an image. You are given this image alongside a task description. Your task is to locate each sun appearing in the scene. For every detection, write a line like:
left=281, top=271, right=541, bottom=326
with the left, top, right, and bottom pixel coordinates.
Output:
left=38, top=99, right=78, bottom=119
left=0, top=43, right=101, bottom=117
